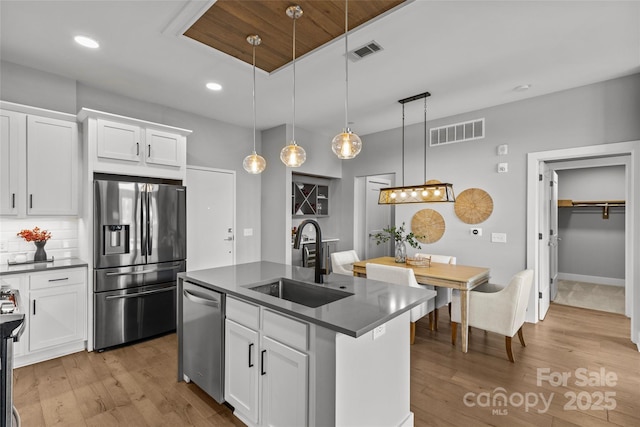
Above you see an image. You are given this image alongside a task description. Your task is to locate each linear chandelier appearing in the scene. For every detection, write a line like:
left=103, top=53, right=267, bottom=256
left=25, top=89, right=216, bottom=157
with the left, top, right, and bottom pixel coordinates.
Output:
left=378, top=92, right=456, bottom=204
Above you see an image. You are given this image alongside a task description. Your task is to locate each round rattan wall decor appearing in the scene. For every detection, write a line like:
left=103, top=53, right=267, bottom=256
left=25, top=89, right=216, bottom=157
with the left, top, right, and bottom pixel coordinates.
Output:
left=411, top=209, right=446, bottom=244
left=454, top=188, right=494, bottom=224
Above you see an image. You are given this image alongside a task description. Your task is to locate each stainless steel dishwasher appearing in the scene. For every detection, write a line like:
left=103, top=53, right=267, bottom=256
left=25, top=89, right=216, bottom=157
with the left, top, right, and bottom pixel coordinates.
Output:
left=182, top=281, right=224, bottom=403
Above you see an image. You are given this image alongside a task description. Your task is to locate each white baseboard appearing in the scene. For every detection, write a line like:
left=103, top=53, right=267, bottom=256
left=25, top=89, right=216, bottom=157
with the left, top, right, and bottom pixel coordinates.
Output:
left=557, top=272, right=625, bottom=287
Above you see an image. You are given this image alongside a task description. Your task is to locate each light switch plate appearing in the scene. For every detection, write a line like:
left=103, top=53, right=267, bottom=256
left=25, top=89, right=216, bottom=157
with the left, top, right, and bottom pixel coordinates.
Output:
left=492, top=233, right=507, bottom=243
left=243, top=228, right=253, bottom=237
left=498, top=163, right=508, bottom=173
left=497, top=144, right=508, bottom=155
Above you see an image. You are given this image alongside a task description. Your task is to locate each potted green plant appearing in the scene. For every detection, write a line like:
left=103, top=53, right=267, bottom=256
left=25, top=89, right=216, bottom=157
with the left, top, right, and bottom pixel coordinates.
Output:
left=373, top=222, right=422, bottom=263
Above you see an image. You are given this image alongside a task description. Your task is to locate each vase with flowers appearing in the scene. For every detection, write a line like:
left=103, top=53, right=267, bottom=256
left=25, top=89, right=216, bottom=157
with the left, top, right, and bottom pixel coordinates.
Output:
left=17, top=226, right=52, bottom=262
left=372, top=222, right=423, bottom=263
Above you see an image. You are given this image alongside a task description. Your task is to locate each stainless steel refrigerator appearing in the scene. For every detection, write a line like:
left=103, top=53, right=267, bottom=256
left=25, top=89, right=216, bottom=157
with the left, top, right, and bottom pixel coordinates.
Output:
left=93, top=178, right=186, bottom=351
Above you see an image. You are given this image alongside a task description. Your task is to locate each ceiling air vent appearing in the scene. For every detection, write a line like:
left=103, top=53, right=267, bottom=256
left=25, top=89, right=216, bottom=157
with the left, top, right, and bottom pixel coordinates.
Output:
left=430, top=118, right=485, bottom=146
left=348, top=41, right=383, bottom=61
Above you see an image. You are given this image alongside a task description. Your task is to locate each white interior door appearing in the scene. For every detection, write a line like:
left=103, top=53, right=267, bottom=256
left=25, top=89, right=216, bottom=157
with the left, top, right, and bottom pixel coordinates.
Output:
left=549, top=171, right=559, bottom=301
left=186, top=166, right=235, bottom=270
left=539, top=164, right=551, bottom=320
left=365, top=177, right=391, bottom=259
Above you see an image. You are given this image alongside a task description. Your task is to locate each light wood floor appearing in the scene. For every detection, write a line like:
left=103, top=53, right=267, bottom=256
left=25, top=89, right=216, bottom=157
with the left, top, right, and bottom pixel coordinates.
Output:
left=14, top=304, right=640, bottom=426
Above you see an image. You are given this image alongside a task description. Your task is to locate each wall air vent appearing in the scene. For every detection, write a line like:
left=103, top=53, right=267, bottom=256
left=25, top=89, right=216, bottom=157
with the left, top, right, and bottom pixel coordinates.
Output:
left=348, top=41, right=383, bottom=61
left=430, top=118, right=485, bottom=146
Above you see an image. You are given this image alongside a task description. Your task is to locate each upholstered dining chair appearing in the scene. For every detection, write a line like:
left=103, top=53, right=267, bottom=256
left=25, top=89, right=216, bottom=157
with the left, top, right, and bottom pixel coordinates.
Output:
left=365, top=263, right=436, bottom=345
left=415, top=253, right=456, bottom=331
left=450, top=269, right=534, bottom=362
left=331, top=250, right=360, bottom=276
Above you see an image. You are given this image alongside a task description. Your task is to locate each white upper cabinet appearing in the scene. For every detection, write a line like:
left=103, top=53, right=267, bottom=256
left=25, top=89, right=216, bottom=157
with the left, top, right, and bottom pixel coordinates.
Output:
left=0, top=101, right=78, bottom=217
left=0, top=110, right=22, bottom=215
left=97, top=118, right=142, bottom=162
left=27, top=115, right=78, bottom=215
left=145, top=128, right=181, bottom=167
left=79, top=108, right=191, bottom=180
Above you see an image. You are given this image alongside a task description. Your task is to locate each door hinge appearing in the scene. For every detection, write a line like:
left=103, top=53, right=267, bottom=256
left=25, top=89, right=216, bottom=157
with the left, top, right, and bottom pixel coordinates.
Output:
left=538, top=292, right=543, bottom=299
left=539, top=174, right=543, bottom=181
left=550, top=229, right=554, bottom=235
left=550, top=180, right=554, bottom=187
left=550, top=278, right=553, bottom=284
left=538, top=233, right=543, bottom=240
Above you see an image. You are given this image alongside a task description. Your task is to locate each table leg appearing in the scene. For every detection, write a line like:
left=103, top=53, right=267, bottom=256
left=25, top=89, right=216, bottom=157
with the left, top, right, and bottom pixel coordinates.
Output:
left=460, top=289, right=469, bottom=353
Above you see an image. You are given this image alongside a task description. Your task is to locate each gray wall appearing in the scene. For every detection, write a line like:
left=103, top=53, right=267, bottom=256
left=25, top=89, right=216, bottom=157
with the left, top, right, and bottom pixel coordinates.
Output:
left=336, top=73, right=640, bottom=285
left=557, top=166, right=625, bottom=280
left=260, top=123, right=342, bottom=264
left=1, top=60, right=262, bottom=264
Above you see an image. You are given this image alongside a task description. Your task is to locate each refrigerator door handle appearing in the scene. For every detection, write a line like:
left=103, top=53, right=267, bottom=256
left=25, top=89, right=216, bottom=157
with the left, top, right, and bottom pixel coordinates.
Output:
left=105, top=264, right=183, bottom=277
left=147, top=185, right=153, bottom=256
left=140, top=188, right=147, bottom=257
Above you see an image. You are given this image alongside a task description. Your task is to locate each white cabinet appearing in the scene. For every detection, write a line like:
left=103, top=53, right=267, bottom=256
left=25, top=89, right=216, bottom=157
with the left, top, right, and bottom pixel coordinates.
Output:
left=26, top=115, right=78, bottom=215
left=225, top=296, right=309, bottom=427
left=225, top=319, right=259, bottom=424
left=1, top=266, right=88, bottom=368
left=0, top=110, right=21, bottom=215
left=145, top=128, right=181, bottom=167
left=97, top=118, right=142, bottom=162
left=261, top=336, right=308, bottom=427
left=80, top=108, right=191, bottom=180
left=0, top=102, right=78, bottom=216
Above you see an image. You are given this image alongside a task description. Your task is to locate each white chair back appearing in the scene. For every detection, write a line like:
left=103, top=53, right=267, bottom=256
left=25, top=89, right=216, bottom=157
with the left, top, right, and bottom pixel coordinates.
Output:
left=365, top=263, right=420, bottom=288
left=331, top=250, right=360, bottom=276
left=415, top=253, right=457, bottom=265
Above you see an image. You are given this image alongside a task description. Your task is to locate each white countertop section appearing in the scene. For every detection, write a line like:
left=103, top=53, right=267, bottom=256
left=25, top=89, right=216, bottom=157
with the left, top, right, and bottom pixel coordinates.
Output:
left=0, top=257, right=88, bottom=276
left=179, top=261, right=435, bottom=338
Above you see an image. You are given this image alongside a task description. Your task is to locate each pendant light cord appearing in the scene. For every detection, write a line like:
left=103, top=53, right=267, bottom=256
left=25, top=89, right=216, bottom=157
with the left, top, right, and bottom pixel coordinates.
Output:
left=423, top=96, right=427, bottom=183
left=252, top=42, right=257, bottom=154
left=344, top=0, right=349, bottom=130
left=401, top=103, right=405, bottom=186
left=292, top=15, right=297, bottom=143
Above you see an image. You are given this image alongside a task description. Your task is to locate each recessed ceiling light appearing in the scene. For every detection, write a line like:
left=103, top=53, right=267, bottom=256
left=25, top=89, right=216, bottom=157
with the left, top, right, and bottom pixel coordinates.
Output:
left=74, top=35, right=99, bottom=49
left=206, top=82, right=222, bottom=91
left=513, top=84, right=532, bottom=92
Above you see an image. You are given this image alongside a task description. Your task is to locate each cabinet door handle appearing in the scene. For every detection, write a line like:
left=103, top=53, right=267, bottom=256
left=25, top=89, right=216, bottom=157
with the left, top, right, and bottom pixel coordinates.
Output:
left=11, top=193, right=15, bottom=208
left=248, top=343, right=254, bottom=367
left=33, top=300, right=36, bottom=315
left=48, top=277, right=69, bottom=282
left=148, top=144, right=151, bottom=157
left=136, top=142, right=139, bottom=156
left=261, top=350, right=266, bottom=375
left=29, top=194, right=33, bottom=209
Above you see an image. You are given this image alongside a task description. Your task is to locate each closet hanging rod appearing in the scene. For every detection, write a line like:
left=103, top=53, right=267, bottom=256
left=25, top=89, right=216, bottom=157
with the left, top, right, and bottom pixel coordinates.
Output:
left=558, top=199, right=625, bottom=219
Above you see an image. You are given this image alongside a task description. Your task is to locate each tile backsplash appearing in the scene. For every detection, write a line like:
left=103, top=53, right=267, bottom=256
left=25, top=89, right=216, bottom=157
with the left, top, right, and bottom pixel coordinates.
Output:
left=0, top=218, right=79, bottom=264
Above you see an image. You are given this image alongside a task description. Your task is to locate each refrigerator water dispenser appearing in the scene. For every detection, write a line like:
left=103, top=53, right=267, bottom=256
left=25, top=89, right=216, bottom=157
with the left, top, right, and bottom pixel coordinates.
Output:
left=104, top=225, right=129, bottom=255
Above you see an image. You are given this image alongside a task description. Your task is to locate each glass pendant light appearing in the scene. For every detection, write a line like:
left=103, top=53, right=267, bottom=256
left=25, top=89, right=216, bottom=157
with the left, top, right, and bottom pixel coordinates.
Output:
left=331, top=0, right=362, bottom=159
left=243, top=34, right=267, bottom=174
left=280, top=5, right=306, bottom=168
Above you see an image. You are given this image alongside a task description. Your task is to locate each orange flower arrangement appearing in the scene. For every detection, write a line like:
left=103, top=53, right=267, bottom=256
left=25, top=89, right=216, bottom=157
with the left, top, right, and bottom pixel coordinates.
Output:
left=17, top=226, right=52, bottom=242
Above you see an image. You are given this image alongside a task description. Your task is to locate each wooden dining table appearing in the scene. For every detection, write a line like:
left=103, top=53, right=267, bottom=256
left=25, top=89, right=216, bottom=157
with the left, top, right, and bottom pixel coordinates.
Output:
left=352, top=256, right=490, bottom=353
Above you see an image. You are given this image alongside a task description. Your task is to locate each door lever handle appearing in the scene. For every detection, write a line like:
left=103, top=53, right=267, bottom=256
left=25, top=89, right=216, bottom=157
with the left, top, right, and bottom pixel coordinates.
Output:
left=224, top=237, right=234, bottom=241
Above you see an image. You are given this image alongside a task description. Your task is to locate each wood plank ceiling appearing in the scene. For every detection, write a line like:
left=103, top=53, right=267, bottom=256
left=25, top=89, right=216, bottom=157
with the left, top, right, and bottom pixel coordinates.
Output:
left=184, top=0, right=405, bottom=73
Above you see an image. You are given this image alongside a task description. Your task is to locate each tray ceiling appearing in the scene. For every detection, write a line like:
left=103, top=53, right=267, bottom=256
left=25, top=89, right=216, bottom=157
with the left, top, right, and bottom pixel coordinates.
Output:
left=184, top=0, right=405, bottom=73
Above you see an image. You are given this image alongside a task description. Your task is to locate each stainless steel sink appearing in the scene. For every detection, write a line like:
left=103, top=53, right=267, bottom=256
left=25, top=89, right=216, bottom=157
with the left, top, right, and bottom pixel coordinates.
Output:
left=247, top=278, right=353, bottom=308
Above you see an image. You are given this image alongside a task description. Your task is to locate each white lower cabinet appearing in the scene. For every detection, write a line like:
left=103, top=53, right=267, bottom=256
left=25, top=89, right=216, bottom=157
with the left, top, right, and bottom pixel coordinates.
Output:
left=1, top=267, right=88, bottom=367
left=225, top=319, right=259, bottom=424
left=29, top=282, right=85, bottom=352
left=224, top=296, right=309, bottom=427
left=260, top=336, right=308, bottom=427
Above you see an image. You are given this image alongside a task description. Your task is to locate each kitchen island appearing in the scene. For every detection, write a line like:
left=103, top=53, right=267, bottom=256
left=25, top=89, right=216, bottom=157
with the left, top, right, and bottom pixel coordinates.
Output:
left=177, top=261, right=435, bottom=427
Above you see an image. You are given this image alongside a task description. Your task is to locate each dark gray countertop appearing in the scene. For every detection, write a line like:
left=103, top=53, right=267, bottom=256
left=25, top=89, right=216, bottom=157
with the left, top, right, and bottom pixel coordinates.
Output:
left=0, top=257, right=88, bottom=276
left=179, top=261, right=435, bottom=338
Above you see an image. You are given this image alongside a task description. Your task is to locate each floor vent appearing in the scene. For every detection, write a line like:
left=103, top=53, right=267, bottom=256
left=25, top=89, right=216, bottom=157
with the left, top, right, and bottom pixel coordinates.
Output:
left=348, top=41, right=383, bottom=61
left=430, top=118, right=485, bottom=146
